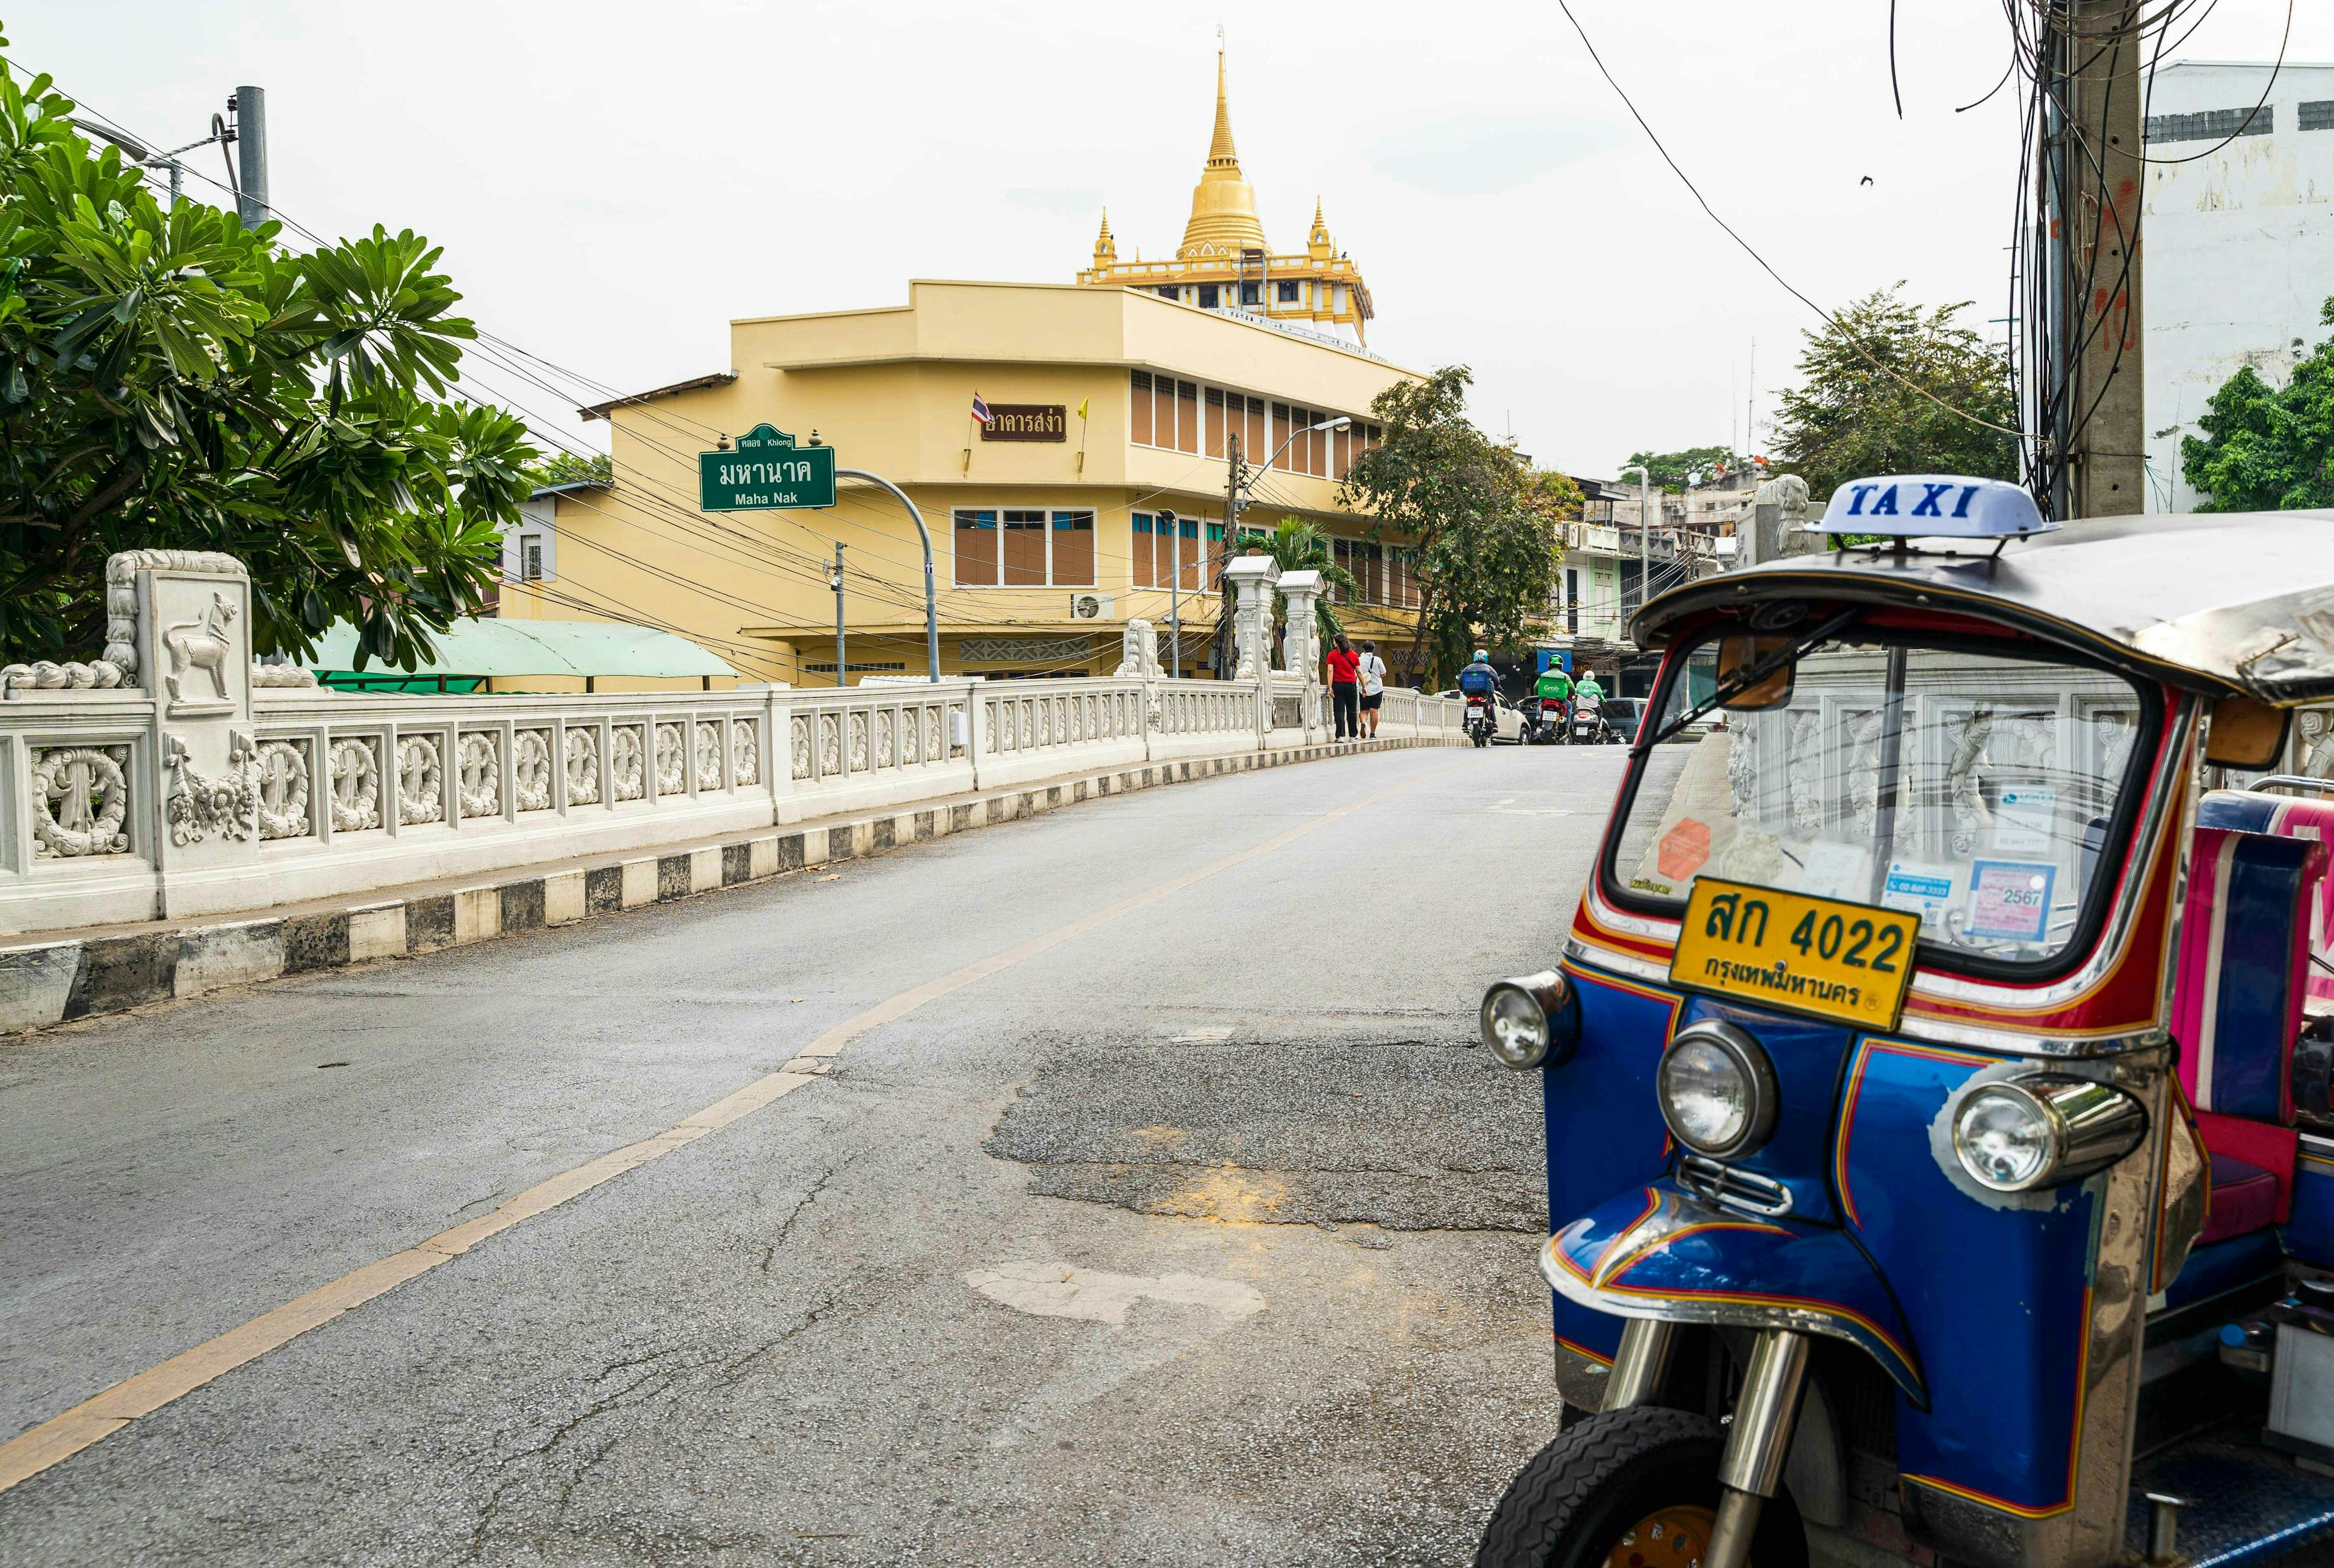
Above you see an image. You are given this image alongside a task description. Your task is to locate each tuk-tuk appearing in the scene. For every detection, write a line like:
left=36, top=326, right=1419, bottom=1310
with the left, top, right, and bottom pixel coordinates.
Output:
left=1475, top=476, right=2334, bottom=1568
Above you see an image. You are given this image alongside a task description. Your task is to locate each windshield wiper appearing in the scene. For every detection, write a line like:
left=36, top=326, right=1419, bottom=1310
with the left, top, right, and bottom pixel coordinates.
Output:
left=1633, top=607, right=1865, bottom=755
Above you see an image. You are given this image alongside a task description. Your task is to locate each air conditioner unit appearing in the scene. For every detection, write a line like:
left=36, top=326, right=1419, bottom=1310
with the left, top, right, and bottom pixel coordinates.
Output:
left=1069, top=593, right=1114, bottom=620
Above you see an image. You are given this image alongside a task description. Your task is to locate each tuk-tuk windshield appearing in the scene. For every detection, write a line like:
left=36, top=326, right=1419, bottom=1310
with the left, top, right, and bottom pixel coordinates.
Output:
left=1607, top=629, right=2154, bottom=969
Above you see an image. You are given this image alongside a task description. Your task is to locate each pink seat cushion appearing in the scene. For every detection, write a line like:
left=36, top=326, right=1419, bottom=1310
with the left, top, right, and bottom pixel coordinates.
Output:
left=2196, top=1109, right=2297, bottom=1228
left=2203, top=1152, right=2282, bottom=1245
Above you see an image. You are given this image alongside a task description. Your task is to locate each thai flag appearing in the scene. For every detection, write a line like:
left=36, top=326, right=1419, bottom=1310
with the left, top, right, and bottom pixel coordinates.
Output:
left=971, top=393, right=993, bottom=425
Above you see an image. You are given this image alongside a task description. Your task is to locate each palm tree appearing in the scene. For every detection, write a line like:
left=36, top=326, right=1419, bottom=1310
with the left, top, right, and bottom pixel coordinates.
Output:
left=1247, top=517, right=1358, bottom=655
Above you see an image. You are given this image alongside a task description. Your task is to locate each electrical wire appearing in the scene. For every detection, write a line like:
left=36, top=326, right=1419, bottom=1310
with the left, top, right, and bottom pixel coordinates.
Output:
left=1548, top=0, right=2023, bottom=440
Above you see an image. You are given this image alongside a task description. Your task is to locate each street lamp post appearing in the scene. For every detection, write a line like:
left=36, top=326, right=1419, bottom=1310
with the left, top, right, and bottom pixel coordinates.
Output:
left=835, top=468, right=941, bottom=683
left=1162, top=509, right=1181, bottom=679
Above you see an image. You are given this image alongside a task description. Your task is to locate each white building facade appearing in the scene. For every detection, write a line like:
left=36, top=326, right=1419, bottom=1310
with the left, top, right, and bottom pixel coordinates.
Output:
left=2143, top=60, right=2334, bottom=512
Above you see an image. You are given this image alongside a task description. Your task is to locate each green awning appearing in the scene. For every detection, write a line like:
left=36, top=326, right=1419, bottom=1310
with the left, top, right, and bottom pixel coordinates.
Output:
left=308, top=618, right=737, bottom=681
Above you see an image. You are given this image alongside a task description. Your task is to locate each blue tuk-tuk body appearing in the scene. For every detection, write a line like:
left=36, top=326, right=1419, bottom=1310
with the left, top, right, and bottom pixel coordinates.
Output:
left=1478, top=486, right=2334, bottom=1568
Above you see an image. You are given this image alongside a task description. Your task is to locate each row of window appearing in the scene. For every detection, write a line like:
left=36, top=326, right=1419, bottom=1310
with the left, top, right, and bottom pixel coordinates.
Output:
left=2144, top=103, right=2287, bottom=142
left=1328, top=538, right=1425, bottom=610
left=1155, top=280, right=1306, bottom=308
left=1131, top=514, right=1273, bottom=591
left=1127, top=371, right=1383, bottom=479
left=952, top=509, right=1096, bottom=587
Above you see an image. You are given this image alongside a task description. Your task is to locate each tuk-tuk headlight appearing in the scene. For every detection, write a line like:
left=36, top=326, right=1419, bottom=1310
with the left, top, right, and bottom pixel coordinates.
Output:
left=1479, top=971, right=1577, bottom=1070
left=1656, top=1022, right=1777, bottom=1160
left=1950, top=1077, right=2148, bottom=1193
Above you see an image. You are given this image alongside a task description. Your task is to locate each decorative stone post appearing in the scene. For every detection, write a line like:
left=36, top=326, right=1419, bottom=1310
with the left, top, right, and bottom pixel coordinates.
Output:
left=1114, top=618, right=1164, bottom=678
left=1275, top=569, right=1324, bottom=744
left=1224, top=555, right=1279, bottom=748
left=130, top=551, right=266, bottom=916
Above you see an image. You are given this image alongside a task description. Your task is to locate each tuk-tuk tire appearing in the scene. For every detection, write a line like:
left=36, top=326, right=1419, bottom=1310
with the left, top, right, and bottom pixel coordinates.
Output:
left=1473, top=1406, right=1807, bottom=1568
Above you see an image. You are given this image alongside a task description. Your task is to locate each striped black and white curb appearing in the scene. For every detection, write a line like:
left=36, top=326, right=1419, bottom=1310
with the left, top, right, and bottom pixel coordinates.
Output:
left=1, top=736, right=1454, bottom=1035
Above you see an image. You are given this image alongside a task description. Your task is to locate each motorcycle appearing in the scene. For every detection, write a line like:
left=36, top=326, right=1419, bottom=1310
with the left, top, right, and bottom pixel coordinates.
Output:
left=1569, top=694, right=1611, bottom=745
left=1472, top=470, right=2334, bottom=1568
left=1464, top=693, right=1498, bottom=748
left=1520, top=695, right=1569, bottom=746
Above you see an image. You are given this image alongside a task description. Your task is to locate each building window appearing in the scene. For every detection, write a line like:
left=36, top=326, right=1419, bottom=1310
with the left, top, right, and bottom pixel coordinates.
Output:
left=959, top=507, right=1097, bottom=586
left=1132, top=512, right=1212, bottom=590
left=954, top=508, right=999, bottom=586
left=1276, top=279, right=1300, bottom=303
left=1198, top=283, right=1220, bottom=309
left=1053, top=511, right=1095, bottom=586
left=1244, top=396, right=1266, bottom=461
left=1156, top=285, right=1179, bottom=300
left=2144, top=105, right=2273, bottom=142
left=522, top=538, right=544, bottom=582
left=804, top=661, right=906, bottom=676
left=1002, top=509, right=1047, bottom=586
left=1176, top=379, right=1199, bottom=455
left=1129, top=370, right=1152, bottom=445
left=2304, top=100, right=2334, bottom=132
left=1239, top=280, right=1259, bottom=306
left=1205, top=387, right=1227, bottom=458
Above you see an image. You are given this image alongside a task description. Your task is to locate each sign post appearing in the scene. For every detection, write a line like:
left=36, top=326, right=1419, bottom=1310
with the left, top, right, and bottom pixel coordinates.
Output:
left=694, top=428, right=939, bottom=684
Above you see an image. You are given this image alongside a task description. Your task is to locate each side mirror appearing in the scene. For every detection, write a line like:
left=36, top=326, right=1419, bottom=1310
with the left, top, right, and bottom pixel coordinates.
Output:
left=1717, top=634, right=1795, bottom=711
left=2206, top=697, right=2291, bottom=770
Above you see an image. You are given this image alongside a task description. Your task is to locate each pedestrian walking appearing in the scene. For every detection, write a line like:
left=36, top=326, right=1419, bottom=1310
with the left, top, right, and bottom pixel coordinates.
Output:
left=1325, top=633, right=1362, bottom=741
left=1357, top=639, right=1388, bottom=738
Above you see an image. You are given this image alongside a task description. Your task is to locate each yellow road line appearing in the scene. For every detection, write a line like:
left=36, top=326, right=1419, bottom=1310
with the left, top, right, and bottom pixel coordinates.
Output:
left=0, top=762, right=1450, bottom=1493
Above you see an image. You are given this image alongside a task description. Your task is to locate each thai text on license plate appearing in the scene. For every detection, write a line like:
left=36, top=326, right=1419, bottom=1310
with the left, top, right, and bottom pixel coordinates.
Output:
left=1669, top=878, right=1919, bottom=1031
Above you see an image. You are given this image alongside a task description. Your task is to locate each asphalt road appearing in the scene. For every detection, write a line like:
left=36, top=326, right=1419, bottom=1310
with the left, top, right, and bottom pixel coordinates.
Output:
left=0, top=740, right=1630, bottom=1567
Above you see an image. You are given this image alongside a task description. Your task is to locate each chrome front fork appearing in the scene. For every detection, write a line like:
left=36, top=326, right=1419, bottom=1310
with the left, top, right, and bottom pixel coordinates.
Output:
left=1607, top=1322, right=1811, bottom=1568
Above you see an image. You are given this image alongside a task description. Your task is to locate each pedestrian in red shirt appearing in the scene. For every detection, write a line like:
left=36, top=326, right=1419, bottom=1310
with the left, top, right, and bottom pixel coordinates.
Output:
left=1325, top=634, right=1362, bottom=740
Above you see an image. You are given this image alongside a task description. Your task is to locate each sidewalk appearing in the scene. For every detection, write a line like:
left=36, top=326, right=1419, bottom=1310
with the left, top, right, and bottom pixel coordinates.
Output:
left=1, top=734, right=1452, bottom=1035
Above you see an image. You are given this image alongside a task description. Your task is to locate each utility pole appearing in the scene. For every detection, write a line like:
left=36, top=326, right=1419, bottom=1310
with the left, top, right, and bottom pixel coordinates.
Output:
left=1220, top=432, right=1244, bottom=678
left=1620, top=464, right=1653, bottom=627
left=1163, top=508, right=1181, bottom=679
left=2043, top=2, right=2145, bottom=518
left=230, top=86, right=267, bottom=230
left=829, top=543, right=847, bottom=688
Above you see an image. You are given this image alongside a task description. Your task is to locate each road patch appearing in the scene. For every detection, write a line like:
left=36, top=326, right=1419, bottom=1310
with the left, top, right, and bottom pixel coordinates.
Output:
left=964, top=1262, right=1265, bottom=1325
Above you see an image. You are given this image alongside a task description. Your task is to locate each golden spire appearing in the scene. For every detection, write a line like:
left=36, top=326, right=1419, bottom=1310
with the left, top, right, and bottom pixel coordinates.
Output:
left=1308, top=197, right=1332, bottom=260
left=1093, top=207, right=1116, bottom=265
left=1179, top=49, right=1267, bottom=258
left=1207, top=51, right=1239, bottom=168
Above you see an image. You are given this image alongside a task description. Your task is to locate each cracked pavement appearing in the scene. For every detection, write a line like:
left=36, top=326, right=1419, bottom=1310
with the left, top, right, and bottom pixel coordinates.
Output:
left=0, top=744, right=1628, bottom=1566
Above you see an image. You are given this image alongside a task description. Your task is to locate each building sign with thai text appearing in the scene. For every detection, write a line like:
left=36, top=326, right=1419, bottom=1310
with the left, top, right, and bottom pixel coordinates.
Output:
left=980, top=404, right=1067, bottom=442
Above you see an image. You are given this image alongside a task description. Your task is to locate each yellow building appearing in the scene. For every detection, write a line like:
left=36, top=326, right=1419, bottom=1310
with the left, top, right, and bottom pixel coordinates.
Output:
left=501, top=64, right=1422, bottom=684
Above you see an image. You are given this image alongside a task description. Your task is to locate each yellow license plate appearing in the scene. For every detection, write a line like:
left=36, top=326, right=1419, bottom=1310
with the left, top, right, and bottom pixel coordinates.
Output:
left=1670, top=878, right=1919, bottom=1031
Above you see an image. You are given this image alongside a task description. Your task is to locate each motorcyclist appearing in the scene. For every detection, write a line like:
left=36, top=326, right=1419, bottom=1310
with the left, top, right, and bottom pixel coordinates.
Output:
left=1571, top=669, right=1608, bottom=741
left=1533, top=661, right=1574, bottom=736
left=1458, top=650, right=1500, bottom=739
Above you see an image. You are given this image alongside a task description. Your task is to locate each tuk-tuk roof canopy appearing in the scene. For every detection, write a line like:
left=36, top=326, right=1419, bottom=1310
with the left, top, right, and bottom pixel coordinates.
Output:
left=1636, top=509, right=2334, bottom=704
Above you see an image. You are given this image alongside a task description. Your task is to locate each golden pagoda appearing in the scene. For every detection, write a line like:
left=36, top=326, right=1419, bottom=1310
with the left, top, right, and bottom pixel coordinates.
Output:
left=1077, top=52, right=1375, bottom=345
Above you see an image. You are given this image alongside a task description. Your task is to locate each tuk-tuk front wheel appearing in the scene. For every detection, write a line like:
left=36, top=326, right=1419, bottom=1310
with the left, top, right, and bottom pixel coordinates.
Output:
left=1475, top=1407, right=1807, bottom=1568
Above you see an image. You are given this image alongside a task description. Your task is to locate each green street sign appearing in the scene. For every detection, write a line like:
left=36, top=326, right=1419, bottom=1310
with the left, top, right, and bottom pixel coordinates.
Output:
left=699, top=424, right=836, bottom=511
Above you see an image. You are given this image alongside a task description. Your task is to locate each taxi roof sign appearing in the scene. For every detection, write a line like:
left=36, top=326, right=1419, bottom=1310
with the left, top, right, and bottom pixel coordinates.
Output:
left=1813, top=475, right=2056, bottom=540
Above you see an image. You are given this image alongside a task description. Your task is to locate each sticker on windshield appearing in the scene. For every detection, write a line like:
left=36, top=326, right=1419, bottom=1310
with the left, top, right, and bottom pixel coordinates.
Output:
left=1882, top=860, right=1963, bottom=927
left=1792, top=842, right=1871, bottom=902
left=1966, top=859, right=2057, bottom=943
left=1992, top=786, right=2057, bottom=854
left=1658, top=820, right=1711, bottom=881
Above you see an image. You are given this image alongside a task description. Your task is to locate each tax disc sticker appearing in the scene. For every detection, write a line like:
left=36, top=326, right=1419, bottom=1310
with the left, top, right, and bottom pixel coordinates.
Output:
left=1966, top=859, right=2057, bottom=943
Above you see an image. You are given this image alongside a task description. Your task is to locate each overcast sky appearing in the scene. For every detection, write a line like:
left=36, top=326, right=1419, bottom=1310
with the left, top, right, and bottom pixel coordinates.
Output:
left=18, top=1, right=2329, bottom=480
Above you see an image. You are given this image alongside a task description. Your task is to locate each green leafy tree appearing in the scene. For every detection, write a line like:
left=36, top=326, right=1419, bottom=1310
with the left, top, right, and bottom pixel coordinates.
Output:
left=1620, top=445, right=1743, bottom=494
left=2181, top=298, right=2334, bottom=511
left=1340, top=365, right=1563, bottom=686
left=525, top=450, right=613, bottom=490
left=1768, top=286, right=2017, bottom=503
left=0, top=36, right=535, bottom=669
left=1410, top=467, right=1570, bottom=683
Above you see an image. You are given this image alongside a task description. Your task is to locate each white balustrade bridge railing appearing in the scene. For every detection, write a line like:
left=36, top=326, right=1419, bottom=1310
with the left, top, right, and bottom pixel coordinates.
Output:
left=0, top=553, right=1465, bottom=935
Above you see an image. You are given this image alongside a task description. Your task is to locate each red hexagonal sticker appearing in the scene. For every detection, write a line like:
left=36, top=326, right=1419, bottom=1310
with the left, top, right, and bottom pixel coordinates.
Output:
left=1658, top=819, right=1711, bottom=882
